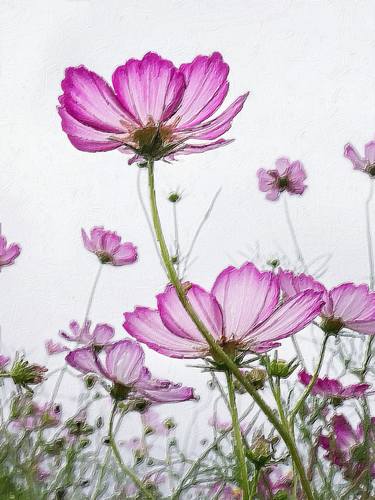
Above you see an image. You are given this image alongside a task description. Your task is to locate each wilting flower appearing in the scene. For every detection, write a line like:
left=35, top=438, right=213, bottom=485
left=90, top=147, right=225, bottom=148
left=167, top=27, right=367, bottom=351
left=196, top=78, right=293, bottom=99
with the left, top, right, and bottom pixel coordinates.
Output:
left=0, top=234, right=21, bottom=269
left=66, top=339, right=195, bottom=404
left=82, top=226, right=137, bottom=265
left=58, top=52, right=248, bottom=163
left=45, top=340, right=69, bottom=355
left=59, top=320, right=115, bottom=346
left=258, top=465, right=293, bottom=499
left=279, top=270, right=375, bottom=335
left=298, top=370, right=370, bottom=401
left=124, top=262, right=323, bottom=359
left=257, top=158, right=307, bottom=201
left=344, top=140, right=375, bottom=177
left=319, top=414, right=375, bottom=479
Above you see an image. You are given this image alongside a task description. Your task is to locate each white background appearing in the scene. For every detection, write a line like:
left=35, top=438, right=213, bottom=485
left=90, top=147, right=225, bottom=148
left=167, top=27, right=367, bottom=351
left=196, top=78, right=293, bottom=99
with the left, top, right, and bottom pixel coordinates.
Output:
left=0, top=0, right=375, bottom=435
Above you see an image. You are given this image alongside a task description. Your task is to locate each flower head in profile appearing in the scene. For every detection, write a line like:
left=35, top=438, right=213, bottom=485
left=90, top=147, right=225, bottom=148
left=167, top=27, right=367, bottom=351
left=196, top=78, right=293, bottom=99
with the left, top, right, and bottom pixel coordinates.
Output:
left=319, top=414, right=375, bottom=479
left=257, top=157, right=307, bottom=201
left=124, top=262, right=323, bottom=360
left=82, top=226, right=137, bottom=265
left=66, top=339, right=195, bottom=405
left=59, top=320, right=115, bottom=346
left=0, top=234, right=21, bottom=269
left=257, top=465, right=293, bottom=499
left=298, top=370, right=370, bottom=402
left=279, top=270, right=375, bottom=335
left=344, top=140, right=375, bottom=177
left=58, top=52, right=248, bottom=163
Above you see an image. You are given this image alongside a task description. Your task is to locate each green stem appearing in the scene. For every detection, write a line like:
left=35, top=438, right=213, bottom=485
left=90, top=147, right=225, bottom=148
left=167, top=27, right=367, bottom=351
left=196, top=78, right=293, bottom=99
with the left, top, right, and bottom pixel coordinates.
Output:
left=146, top=160, right=313, bottom=500
left=108, top=402, right=154, bottom=500
left=225, top=370, right=250, bottom=499
left=249, top=467, right=261, bottom=499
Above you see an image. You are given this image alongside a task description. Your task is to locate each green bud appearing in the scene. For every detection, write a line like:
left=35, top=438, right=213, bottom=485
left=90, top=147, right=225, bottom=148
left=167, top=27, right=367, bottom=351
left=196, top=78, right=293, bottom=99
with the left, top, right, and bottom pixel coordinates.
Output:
left=266, top=358, right=298, bottom=379
left=267, top=258, right=280, bottom=269
left=164, top=418, right=176, bottom=430
left=10, top=355, right=47, bottom=386
left=84, top=375, right=97, bottom=389
left=168, top=192, right=182, bottom=203
left=79, top=438, right=90, bottom=449
left=247, top=435, right=275, bottom=468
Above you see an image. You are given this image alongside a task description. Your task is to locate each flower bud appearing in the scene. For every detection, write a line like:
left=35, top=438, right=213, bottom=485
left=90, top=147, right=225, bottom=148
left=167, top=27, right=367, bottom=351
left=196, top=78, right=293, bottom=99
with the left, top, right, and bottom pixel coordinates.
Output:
left=247, top=435, right=274, bottom=468
left=267, top=359, right=298, bottom=379
left=168, top=192, right=182, bottom=203
left=84, top=375, right=97, bottom=389
left=235, top=369, right=267, bottom=393
left=10, top=356, right=47, bottom=386
left=164, top=418, right=176, bottom=430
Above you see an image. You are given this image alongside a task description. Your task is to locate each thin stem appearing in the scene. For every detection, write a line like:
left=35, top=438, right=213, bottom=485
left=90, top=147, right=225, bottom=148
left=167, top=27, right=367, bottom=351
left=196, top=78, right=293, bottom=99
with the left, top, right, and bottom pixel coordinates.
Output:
left=225, top=370, right=250, bottom=500
left=146, top=160, right=314, bottom=500
left=83, top=263, right=103, bottom=323
left=108, top=402, right=154, bottom=499
left=249, top=467, right=260, bottom=499
left=172, top=202, right=181, bottom=277
left=365, top=181, right=374, bottom=290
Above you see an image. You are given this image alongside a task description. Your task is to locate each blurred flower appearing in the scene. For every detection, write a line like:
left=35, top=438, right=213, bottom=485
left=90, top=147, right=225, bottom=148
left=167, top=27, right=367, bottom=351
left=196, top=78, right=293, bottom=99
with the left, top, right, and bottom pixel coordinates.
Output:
left=142, top=409, right=170, bottom=436
left=208, top=482, right=242, bottom=499
left=11, top=401, right=61, bottom=431
left=0, top=234, right=21, bottom=269
left=45, top=340, right=69, bottom=355
left=0, top=355, right=10, bottom=369
left=257, top=157, right=307, bottom=201
left=258, top=465, right=293, bottom=499
left=298, top=370, right=371, bottom=401
left=344, top=141, right=375, bottom=177
left=66, top=339, right=195, bottom=404
left=208, top=413, right=246, bottom=433
left=82, top=226, right=137, bottom=266
left=319, top=414, right=375, bottom=479
left=59, top=320, right=115, bottom=346
left=124, top=262, right=323, bottom=359
left=58, top=52, right=248, bottom=162
left=279, top=270, right=375, bottom=335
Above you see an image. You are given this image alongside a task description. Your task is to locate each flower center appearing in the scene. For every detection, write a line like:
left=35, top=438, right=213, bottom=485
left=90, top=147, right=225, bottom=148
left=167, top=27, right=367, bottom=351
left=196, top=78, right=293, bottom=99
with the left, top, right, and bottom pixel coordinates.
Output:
left=132, top=123, right=174, bottom=159
left=277, top=176, right=289, bottom=191
left=320, top=316, right=344, bottom=335
left=96, top=251, right=113, bottom=264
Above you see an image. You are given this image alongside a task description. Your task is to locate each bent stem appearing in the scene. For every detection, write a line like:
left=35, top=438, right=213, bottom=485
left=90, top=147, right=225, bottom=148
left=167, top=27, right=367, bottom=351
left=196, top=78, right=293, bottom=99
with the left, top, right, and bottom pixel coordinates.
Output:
left=146, top=159, right=314, bottom=500
left=225, top=370, right=250, bottom=499
left=108, top=402, right=154, bottom=500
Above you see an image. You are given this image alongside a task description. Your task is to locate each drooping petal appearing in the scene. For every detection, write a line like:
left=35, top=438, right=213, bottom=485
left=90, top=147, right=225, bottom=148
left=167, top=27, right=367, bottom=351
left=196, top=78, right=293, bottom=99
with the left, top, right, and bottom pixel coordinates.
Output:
left=61, top=66, right=132, bottom=132
left=104, top=340, right=145, bottom=385
left=124, top=307, right=207, bottom=358
left=65, top=347, right=102, bottom=376
left=136, top=369, right=195, bottom=403
left=112, top=52, right=185, bottom=125
left=112, top=242, right=138, bottom=265
left=212, top=262, right=279, bottom=341
left=157, top=284, right=223, bottom=342
left=244, top=290, right=323, bottom=346
left=344, top=143, right=367, bottom=171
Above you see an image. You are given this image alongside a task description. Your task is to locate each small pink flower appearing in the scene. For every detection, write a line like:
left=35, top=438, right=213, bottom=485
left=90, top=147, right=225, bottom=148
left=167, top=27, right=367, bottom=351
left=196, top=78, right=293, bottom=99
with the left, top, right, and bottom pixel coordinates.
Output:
left=59, top=320, right=115, bottom=346
left=298, top=370, right=370, bottom=400
left=58, top=52, right=248, bottom=162
left=124, top=262, right=324, bottom=358
left=344, top=140, right=375, bottom=176
left=11, top=402, right=61, bottom=431
left=45, top=340, right=69, bottom=355
left=208, top=482, right=242, bottom=499
left=82, top=226, right=137, bottom=266
left=142, top=409, right=169, bottom=436
left=66, top=339, right=195, bottom=404
left=257, top=157, right=307, bottom=201
left=0, top=355, right=10, bottom=369
left=279, top=270, right=375, bottom=335
left=258, top=465, right=293, bottom=499
left=0, top=235, right=21, bottom=269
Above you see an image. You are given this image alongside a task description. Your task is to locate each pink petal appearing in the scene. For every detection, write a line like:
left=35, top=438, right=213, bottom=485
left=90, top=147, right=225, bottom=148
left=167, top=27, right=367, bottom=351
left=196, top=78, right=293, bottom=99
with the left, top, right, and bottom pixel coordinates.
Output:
left=112, top=242, right=138, bottom=265
left=287, top=161, right=307, bottom=194
left=344, top=143, right=366, bottom=171
left=157, top=284, right=223, bottom=342
left=0, top=244, right=21, bottom=265
left=212, top=262, right=279, bottom=341
left=112, top=52, right=185, bottom=125
left=92, top=323, right=115, bottom=344
left=257, top=169, right=276, bottom=192
left=124, top=307, right=207, bottom=358
left=175, top=52, right=229, bottom=129
left=365, top=141, right=375, bottom=164
left=266, top=188, right=281, bottom=201
left=101, top=231, right=121, bottom=253
left=332, top=415, right=357, bottom=452
left=329, top=283, right=375, bottom=322
left=81, top=228, right=95, bottom=252
left=341, top=383, right=370, bottom=398
left=275, top=158, right=291, bottom=175
left=137, top=369, right=195, bottom=403
left=278, top=270, right=327, bottom=301
left=61, top=66, right=131, bottom=132
left=65, top=347, right=102, bottom=375
left=245, top=290, right=323, bottom=346
left=344, top=318, right=375, bottom=335
left=105, top=340, right=145, bottom=385
left=45, top=340, right=68, bottom=355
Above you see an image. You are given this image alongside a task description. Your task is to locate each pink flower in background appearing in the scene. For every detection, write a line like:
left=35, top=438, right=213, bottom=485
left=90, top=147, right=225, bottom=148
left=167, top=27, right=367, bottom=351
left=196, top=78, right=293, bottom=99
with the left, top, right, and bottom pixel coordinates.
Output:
left=0, top=355, right=10, bottom=369
left=59, top=320, right=115, bottom=346
left=279, top=270, right=375, bottom=335
left=319, top=414, right=375, bottom=479
left=124, top=262, right=323, bottom=358
left=258, top=465, right=293, bottom=499
left=58, top=52, right=248, bottom=163
left=11, top=402, right=61, bottom=431
left=45, top=340, right=69, bottom=355
left=344, top=140, right=375, bottom=176
left=257, top=157, right=307, bottom=201
left=208, top=414, right=247, bottom=433
left=142, top=409, right=169, bottom=436
left=0, top=235, right=21, bottom=269
left=298, top=370, right=370, bottom=400
left=66, top=339, right=195, bottom=404
left=82, top=227, right=137, bottom=265
left=208, top=482, right=242, bottom=499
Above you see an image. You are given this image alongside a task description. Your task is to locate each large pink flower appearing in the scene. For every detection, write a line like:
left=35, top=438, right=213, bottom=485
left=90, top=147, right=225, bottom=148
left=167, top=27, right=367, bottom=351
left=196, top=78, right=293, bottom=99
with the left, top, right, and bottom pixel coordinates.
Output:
left=66, top=339, right=195, bottom=404
left=298, top=370, right=370, bottom=400
left=344, top=140, right=375, bottom=177
left=124, top=262, right=323, bottom=359
left=82, top=226, right=137, bottom=265
left=257, top=157, right=307, bottom=201
left=0, top=235, right=21, bottom=269
left=279, top=270, right=375, bottom=335
left=58, top=52, right=248, bottom=163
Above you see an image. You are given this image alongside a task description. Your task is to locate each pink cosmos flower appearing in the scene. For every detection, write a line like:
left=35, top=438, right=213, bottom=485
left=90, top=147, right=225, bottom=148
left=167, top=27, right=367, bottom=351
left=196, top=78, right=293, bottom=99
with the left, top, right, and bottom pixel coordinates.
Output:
left=319, top=414, right=375, bottom=479
left=59, top=320, right=115, bottom=346
left=58, top=52, right=248, bottom=163
left=0, top=355, right=10, bottom=369
left=344, top=140, right=375, bottom=177
left=257, top=158, right=307, bottom=201
left=0, top=235, right=21, bottom=269
left=66, top=339, right=195, bottom=404
left=258, top=465, right=293, bottom=499
left=279, top=270, right=375, bottom=335
left=124, top=262, right=324, bottom=359
left=45, top=339, right=69, bottom=355
left=298, top=370, right=370, bottom=400
left=82, top=226, right=137, bottom=265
